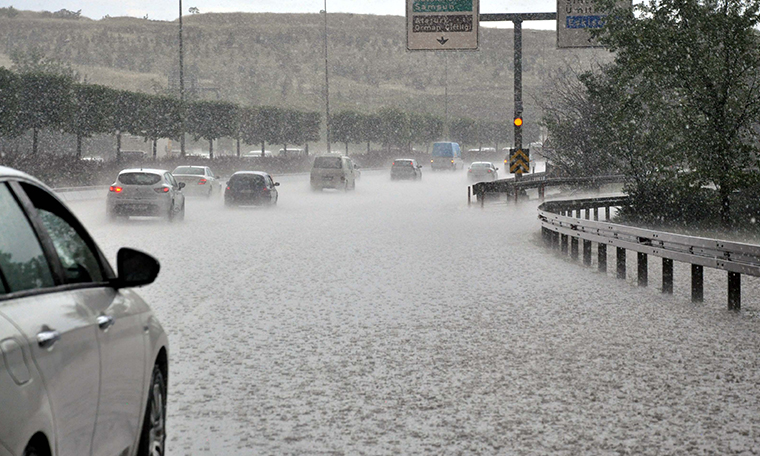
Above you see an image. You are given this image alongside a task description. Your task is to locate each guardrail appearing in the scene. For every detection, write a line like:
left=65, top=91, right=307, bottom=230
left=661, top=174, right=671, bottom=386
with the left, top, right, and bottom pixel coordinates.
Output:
left=538, top=196, right=760, bottom=310
left=53, top=186, right=109, bottom=202
left=468, top=174, right=626, bottom=205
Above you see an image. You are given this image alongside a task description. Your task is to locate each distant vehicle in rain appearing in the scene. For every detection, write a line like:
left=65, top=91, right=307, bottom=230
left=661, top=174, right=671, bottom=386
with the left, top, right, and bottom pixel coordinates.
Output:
left=107, top=168, right=186, bottom=221
left=278, top=148, right=307, bottom=158
left=171, top=166, right=221, bottom=198
left=224, top=171, right=279, bottom=207
left=467, top=162, right=499, bottom=181
left=243, top=150, right=274, bottom=158
left=0, top=166, right=169, bottom=456
left=390, top=159, right=423, bottom=181
left=430, top=142, right=463, bottom=171
left=310, top=154, right=357, bottom=191
left=118, top=150, right=147, bottom=162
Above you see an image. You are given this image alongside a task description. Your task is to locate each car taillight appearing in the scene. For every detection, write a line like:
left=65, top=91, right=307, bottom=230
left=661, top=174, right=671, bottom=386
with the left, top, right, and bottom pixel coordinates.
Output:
left=431, top=160, right=434, bottom=163
left=487, top=169, right=492, bottom=173
left=109, top=186, right=123, bottom=193
left=226, top=186, right=231, bottom=190
left=451, top=160, right=454, bottom=163
left=392, top=162, right=396, bottom=166
left=154, top=187, right=170, bottom=193
left=198, top=178, right=207, bottom=185
left=468, top=169, right=472, bottom=173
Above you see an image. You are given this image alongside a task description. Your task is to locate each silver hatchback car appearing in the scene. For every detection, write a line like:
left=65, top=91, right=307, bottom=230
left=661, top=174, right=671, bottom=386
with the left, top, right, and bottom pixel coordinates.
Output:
left=0, top=166, right=168, bottom=456
left=107, top=168, right=186, bottom=221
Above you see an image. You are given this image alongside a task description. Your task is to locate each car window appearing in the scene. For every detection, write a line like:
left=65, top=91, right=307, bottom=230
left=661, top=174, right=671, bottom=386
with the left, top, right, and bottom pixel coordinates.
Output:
left=314, top=157, right=342, bottom=169
left=173, top=167, right=204, bottom=175
left=119, top=172, right=162, bottom=185
left=20, top=183, right=105, bottom=285
left=0, top=183, right=55, bottom=294
left=166, top=173, right=178, bottom=188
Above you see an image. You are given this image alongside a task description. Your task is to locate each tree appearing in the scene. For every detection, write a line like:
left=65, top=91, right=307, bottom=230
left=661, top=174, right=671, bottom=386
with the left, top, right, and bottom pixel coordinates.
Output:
left=0, top=68, right=19, bottom=138
left=110, top=90, right=146, bottom=161
left=16, top=72, right=73, bottom=154
left=358, top=113, right=382, bottom=154
left=594, top=0, right=760, bottom=228
left=186, top=100, right=238, bottom=159
left=450, top=117, right=477, bottom=148
left=332, top=110, right=362, bottom=153
left=377, top=107, right=409, bottom=152
left=143, top=95, right=182, bottom=159
left=67, top=84, right=113, bottom=159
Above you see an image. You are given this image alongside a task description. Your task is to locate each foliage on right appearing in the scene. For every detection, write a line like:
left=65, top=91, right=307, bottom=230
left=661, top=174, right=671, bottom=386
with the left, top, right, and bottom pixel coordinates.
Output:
left=544, top=0, right=760, bottom=230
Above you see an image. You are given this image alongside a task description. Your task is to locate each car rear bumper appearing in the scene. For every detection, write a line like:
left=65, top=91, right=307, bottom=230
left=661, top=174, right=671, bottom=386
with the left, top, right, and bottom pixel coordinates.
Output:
left=107, top=196, right=171, bottom=215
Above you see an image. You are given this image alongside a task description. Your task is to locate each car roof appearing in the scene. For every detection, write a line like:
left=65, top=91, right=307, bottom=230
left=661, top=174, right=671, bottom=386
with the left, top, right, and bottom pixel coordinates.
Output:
left=174, top=165, right=206, bottom=169
left=314, top=153, right=345, bottom=158
left=230, top=171, right=270, bottom=177
left=393, top=158, right=414, bottom=161
left=118, top=168, right=168, bottom=175
left=471, top=161, right=493, bottom=165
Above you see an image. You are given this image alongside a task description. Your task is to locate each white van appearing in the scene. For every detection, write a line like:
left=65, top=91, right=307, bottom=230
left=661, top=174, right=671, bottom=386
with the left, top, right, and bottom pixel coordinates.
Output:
left=431, top=142, right=463, bottom=171
left=310, top=154, right=357, bottom=191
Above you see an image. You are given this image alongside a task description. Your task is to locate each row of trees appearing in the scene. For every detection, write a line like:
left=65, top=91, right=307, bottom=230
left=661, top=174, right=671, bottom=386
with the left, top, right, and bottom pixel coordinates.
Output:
left=0, top=68, right=322, bottom=159
left=541, top=0, right=760, bottom=229
left=331, top=108, right=511, bottom=153
left=1, top=67, right=513, bottom=160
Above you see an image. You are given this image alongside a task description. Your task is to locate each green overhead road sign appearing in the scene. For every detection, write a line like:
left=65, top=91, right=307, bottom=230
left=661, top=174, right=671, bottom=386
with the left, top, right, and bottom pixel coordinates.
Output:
left=407, top=0, right=479, bottom=51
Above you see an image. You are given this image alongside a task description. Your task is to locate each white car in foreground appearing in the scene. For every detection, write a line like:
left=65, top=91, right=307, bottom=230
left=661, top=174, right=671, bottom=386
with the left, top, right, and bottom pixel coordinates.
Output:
left=0, top=166, right=168, bottom=456
left=107, top=168, right=186, bottom=221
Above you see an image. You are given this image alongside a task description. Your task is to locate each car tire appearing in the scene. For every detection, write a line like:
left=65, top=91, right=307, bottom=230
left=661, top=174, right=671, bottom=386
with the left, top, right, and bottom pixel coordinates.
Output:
left=137, top=364, right=167, bottom=456
left=23, top=442, right=42, bottom=456
left=177, top=201, right=185, bottom=221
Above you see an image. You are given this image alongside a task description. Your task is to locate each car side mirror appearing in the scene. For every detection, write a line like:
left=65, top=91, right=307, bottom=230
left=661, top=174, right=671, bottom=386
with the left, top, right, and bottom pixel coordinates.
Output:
left=495, top=167, right=499, bottom=171
left=178, top=182, right=186, bottom=189
left=274, top=182, right=280, bottom=186
left=111, top=248, right=160, bottom=289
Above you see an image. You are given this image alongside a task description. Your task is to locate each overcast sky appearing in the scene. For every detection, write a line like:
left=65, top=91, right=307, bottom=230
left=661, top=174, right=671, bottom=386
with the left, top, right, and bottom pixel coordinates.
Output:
left=8, top=0, right=559, bottom=29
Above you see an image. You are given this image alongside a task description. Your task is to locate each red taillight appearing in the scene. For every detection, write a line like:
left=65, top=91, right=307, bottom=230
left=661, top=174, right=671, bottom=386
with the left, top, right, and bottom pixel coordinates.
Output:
left=468, top=169, right=472, bottom=173
left=487, top=169, right=492, bottom=173
left=392, top=162, right=396, bottom=166
left=154, top=187, right=170, bottom=193
left=109, top=186, right=123, bottom=193
left=198, top=178, right=207, bottom=185
left=226, top=186, right=231, bottom=190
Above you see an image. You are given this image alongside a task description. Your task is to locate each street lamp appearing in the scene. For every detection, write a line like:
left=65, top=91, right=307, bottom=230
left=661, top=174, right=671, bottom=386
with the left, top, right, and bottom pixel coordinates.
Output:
left=322, top=1, right=331, bottom=153
left=179, top=0, right=185, bottom=157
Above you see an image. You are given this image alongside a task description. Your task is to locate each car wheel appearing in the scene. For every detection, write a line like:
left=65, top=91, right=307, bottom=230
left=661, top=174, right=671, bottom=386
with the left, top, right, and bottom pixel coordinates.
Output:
left=167, top=204, right=175, bottom=221
left=177, top=201, right=185, bottom=221
left=206, top=187, right=213, bottom=198
left=137, top=365, right=167, bottom=456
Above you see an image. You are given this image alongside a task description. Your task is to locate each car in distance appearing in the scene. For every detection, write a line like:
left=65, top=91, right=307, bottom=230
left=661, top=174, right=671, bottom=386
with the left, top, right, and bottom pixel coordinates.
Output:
left=107, top=168, right=186, bottom=221
left=171, top=165, right=221, bottom=198
left=468, top=162, right=500, bottom=181
left=0, top=166, right=168, bottom=456
left=430, top=141, right=463, bottom=171
left=224, top=171, right=279, bottom=206
left=310, top=154, right=357, bottom=191
left=390, top=159, right=423, bottom=180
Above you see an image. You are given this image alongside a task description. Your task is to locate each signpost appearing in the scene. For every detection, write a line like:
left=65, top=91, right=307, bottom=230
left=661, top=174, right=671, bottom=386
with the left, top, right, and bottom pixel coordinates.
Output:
left=557, top=0, right=631, bottom=48
left=407, top=0, right=479, bottom=51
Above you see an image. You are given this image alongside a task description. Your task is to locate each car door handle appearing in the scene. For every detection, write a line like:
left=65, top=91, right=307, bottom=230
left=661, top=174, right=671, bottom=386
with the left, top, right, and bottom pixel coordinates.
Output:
left=97, top=315, right=115, bottom=330
left=37, top=330, right=61, bottom=349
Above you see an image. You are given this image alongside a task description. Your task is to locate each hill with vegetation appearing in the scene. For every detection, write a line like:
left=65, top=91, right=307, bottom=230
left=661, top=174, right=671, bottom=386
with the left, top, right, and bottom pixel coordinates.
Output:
left=0, top=8, right=611, bottom=144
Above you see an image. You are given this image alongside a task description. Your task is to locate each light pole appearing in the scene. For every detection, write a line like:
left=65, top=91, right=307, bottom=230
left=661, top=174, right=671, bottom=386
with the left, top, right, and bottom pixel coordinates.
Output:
left=322, top=1, right=331, bottom=153
left=179, top=0, right=185, bottom=157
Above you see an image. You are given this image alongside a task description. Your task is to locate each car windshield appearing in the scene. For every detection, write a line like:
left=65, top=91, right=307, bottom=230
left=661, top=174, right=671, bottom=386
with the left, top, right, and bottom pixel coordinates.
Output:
left=432, top=143, right=454, bottom=157
left=471, top=163, right=491, bottom=169
left=173, top=167, right=204, bottom=175
left=393, top=161, right=413, bottom=167
left=313, top=157, right=342, bottom=169
left=118, top=173, right=162, bottom=185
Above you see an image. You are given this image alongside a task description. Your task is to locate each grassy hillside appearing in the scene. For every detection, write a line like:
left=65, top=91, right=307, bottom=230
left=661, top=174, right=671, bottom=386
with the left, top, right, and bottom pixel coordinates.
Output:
left=0, top=9, right=612, bottom=143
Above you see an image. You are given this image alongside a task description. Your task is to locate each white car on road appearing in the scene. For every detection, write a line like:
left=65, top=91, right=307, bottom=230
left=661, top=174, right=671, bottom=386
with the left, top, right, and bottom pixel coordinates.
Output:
left=0, top=166, right=168, bottom=456
left=171, top=166, right=221, bottom=198
left=107, top=168, right=186, bottom=221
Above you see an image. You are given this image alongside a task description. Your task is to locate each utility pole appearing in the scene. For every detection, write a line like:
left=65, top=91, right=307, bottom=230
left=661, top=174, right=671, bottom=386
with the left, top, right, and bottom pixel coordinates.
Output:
left=179, top=0, right=186, bottom=157
left=323, top=0, right=331, bottom=153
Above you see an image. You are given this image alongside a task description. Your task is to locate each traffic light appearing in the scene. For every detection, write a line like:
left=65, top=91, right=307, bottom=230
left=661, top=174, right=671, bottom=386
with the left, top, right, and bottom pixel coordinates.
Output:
left=514, top=116, right=523, bottom=127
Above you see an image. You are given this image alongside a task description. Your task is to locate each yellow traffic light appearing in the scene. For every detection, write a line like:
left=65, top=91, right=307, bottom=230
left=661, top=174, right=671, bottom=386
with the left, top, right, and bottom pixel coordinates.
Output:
left=514, top=117, right=523, bottom=127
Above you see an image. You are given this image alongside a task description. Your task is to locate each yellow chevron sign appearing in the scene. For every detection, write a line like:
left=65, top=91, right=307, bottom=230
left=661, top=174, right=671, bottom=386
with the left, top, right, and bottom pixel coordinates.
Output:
left=509, top=148, right=530, bottom=174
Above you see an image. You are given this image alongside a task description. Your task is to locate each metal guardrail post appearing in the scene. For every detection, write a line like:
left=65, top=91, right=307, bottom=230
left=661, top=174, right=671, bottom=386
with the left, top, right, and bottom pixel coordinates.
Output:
left=552, top=231, right=560, bottom=250
left=598, top=244, right=607, bottom=273
left=692, top=265, right=704, bottom=303
left=561, top=234, right=569, bottom=255
left=662, top=258, right=674, bottom=294
left=728, top=272, right=741, bottom=310
left=605, top=206, right=611, bottom=220
left=617, top=247, right=626, bottom=279
left=638, top=252, right=648, bottom=287
left=583, top=240, right=592, bottom=266
left=468, top=186, right=471, bottom=206
left=594, top=208, right=599, bottom=221
left=571, top=237, right=579, bottom=261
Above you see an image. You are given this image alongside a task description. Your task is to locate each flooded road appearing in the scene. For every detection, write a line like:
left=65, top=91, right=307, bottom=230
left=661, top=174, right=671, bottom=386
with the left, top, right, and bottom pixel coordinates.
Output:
left=70, top=169, right=760, bottom=455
